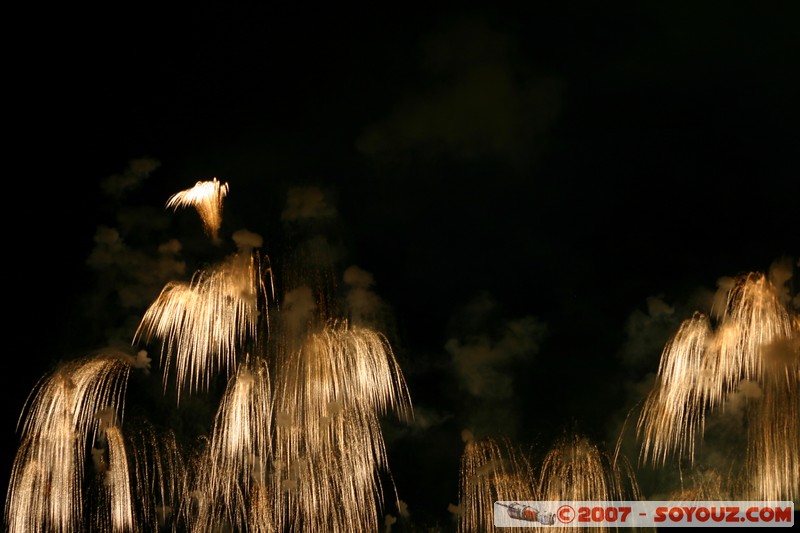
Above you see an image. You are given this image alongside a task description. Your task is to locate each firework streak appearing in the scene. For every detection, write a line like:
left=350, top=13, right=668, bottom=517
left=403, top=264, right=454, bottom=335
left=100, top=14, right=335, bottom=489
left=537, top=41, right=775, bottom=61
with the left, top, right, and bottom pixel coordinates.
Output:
left=494, top=500, right=794, bottom=528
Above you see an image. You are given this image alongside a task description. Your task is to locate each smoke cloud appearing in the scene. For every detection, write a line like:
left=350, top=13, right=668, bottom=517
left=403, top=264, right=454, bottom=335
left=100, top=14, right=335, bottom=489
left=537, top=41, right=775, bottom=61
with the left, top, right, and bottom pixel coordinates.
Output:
left=446, top=292, right=546, bottom=439
left=281, top=186, right=337, bottom=221
left=100, top=157, right=161, bottom=198
left=343, top=265, right=389, bottom=328
left=280, top=286, right=316, bottom=339
left=231, top=228, right=263, bottom=250
left=356, top=16, right=563, bottom=170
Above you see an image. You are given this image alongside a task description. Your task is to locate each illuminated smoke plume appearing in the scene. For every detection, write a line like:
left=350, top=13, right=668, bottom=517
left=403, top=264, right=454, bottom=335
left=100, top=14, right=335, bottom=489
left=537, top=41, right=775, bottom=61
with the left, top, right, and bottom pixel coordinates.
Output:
left=279, top=285, right=317, bottom=344
left=446, top=294, right=546, bottom=440
left=280, top=186, right=337, bottom=221
left=100, top=157, right=161, bottom=199
left=356, top=16, right=563, bottom=170
left=86, top=222, right=186, bottom=347
left=665, top=467, right=733, bottom=500
left=446, top=315, right=544, bottom=400
left=166, top=177, right=229, bottom=243
left=279, top=186, right=347, bottom=325
left=637, top=263, right=799, bottom=501
left=343, top=265, right=389, bottom=328
left=232, top=228, right=265, bottom=250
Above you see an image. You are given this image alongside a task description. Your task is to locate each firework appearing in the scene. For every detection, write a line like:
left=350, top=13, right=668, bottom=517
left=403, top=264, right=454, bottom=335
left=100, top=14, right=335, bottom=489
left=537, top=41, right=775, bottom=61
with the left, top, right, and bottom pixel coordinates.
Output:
left=191, top=357, right=274, bottom=532
left=134, top=250, right=270, bottom=398
left=103, top=425, right=134, bottom=531
left=746, top=378, right=800, bottom=501
left=636, top=312, right=714, bottom=466
left=126, top=422, right=188, bottom=532
left=6, top=179, right=416, bottom=533
left=637, top=268, right=800, bottom=501
left=457, top=436, right=537, bottom=533
left=538, top=433, right=640, bottom=509
left=271, top=320, right=413, bottom=532
left=711, top=272, right=797, bottom=388
left=666, top=467, right=730, bottom=500
left=5, top=351, right=131, bottom=533
left=166, top=177, right=229, bottom=243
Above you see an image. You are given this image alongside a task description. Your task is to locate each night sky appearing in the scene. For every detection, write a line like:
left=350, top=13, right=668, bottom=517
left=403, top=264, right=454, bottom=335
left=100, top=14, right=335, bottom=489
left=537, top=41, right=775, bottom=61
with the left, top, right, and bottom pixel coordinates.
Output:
left=5, top=2, right=799, bottom=530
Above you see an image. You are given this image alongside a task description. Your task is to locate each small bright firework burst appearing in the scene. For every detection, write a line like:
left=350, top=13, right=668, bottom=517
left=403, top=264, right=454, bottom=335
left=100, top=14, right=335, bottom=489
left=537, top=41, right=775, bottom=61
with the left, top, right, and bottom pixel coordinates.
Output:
left=637, top=267, right=800, bottom=501
left=457, top=436, right=537, bottom=533
left=166, top=177, right=229, bottom=243
left=5, top=351, right=132, bottom=533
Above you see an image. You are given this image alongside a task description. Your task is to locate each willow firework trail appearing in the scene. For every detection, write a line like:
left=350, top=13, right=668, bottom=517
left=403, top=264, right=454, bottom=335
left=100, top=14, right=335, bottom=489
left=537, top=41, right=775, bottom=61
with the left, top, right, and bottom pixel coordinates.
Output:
left=5, top=352, right=131, bottom=533
left=271, top=320, right=413, bottom=532
left=6, top=178, right=416, bottom=532
left=637, top=268, right=799, bottom=501
left=538, top=433, right=640, bottom=509
left=165, top=177, right=229, bottom=243
left=457, top=436, right=537, bottom=533
left=134, top=250, right=267, bottom=398
left=192, top=358, right=274, bottom=532
left=104, top=425, right=134, bottom=532
left=712, top=272, right=798, bottom=388
left=637, top=312, right=713, bottom=466
left=126, top=423, right=188, bottom=531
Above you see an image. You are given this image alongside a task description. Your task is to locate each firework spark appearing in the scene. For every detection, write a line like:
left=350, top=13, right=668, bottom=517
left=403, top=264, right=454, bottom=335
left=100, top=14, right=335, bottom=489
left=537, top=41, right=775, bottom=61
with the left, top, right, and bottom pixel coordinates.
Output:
left=126, top=422, right=188, bottom=532
left=637, top=311, right=714, bottom=466
left=5, top=351, right=131, bottom=533
left=104, top=425, right=134, bottom=532
left=746, top=378, right=800, bottom=501
left=134, top=250, right=269, bottom=398
left=457, top=436, right=537, bottom=533
left=539, top=433, right=640, bottom=505
left=7, top=179, right=417, bottom=533
left=166, top=177, right=229, bottom=243
left=637, top=268, right=799, bottom=501
left=711, top=272, right=797, bottom=389
left=271, top=320, right=413, bottom=532
left=191, top=357, right=274, bottom=532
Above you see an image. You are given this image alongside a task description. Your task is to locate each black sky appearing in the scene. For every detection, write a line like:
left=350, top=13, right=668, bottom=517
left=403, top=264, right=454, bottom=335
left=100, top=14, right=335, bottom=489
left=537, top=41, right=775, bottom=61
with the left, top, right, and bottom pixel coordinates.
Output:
left=5, top=2, right=799, bottom=530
